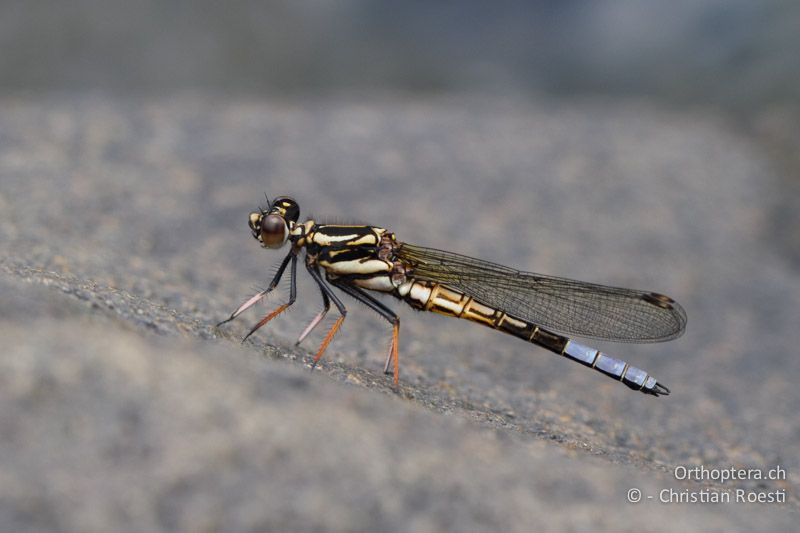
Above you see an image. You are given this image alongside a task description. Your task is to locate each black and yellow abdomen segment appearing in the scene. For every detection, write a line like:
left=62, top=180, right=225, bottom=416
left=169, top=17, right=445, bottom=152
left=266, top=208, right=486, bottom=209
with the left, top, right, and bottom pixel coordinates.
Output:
left=403, top=281, right=567, bottom=352
left=402, top=281, right=517, bottom=329
left=400, top=279, right=669, bottom=396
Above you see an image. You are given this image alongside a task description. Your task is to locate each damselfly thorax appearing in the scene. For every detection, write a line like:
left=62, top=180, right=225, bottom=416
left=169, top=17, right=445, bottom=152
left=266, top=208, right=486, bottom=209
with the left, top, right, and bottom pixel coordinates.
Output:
left=218, top=196, right=686, bottom=396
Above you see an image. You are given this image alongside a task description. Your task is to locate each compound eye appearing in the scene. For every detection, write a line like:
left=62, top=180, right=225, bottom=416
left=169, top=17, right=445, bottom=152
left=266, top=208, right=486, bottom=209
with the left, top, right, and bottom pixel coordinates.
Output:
left=260, top=214, right=288, bottom=248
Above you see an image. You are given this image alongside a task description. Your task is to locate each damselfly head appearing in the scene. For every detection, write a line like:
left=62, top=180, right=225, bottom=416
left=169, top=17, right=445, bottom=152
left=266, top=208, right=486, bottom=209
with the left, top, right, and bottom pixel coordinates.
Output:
left=247, top=196, right=300, bottom=249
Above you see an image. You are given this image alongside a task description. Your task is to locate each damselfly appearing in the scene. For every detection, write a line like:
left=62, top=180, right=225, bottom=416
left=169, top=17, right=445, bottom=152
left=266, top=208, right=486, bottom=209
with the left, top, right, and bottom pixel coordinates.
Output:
left=218, top=196, right=686, bottom=396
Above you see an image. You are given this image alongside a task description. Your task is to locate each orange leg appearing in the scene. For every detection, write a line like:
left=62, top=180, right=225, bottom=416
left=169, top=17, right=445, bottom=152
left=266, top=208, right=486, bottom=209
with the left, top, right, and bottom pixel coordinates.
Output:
left=295, top=284, right=331, bottom=346
left=311, top=315, right=346, bottom=367
left=391, top=320, right=400, bottom=387
left=314, top=275, right=400, bottom=387
left=241, top=302, right=292, bottom=343
left=218, top=252, right=296, bottom=328
left=382, top=320, right=401, bottom=387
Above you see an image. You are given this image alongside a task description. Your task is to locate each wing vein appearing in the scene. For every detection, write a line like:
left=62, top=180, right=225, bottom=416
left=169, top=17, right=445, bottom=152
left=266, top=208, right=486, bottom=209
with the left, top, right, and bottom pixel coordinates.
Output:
left=397, top=243, right=686, bottom=343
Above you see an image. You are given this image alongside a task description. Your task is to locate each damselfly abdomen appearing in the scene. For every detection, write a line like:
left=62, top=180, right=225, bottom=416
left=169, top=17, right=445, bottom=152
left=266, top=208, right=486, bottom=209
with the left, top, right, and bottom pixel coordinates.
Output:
left=218, top=196, right=686, bottom=396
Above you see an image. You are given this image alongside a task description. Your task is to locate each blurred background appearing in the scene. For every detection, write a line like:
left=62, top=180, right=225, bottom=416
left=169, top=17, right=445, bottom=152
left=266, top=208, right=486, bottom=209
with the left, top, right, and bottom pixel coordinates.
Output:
left=1, top=0, right=798, bottom=109
left=2, top=2, right=799, bottom=529
left=2, top=0, right=798, bottom=239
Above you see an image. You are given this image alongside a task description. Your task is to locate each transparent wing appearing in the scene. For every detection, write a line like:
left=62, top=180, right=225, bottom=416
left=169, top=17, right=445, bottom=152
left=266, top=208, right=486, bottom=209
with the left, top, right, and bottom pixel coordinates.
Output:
left=397, top=243, right=686, bottom=343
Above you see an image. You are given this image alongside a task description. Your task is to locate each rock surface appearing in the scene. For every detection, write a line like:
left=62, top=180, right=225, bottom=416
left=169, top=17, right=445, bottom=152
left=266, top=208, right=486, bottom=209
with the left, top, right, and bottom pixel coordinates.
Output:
left=1, top=96, right=797, bottom=530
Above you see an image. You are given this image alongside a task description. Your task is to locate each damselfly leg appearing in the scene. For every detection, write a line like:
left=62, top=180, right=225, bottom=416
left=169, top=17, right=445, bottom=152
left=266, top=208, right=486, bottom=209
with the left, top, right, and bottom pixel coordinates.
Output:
left=305, top=262, right=347, bottom=369
left=333, top=281, right=400, bottom=385
left=241, top=254, right=298, bottom=343
left=216, top=252, right=299, bottom=344
left=295, top=283, right=331, bottom=346
left=216, top=251, right=296, bottom=328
